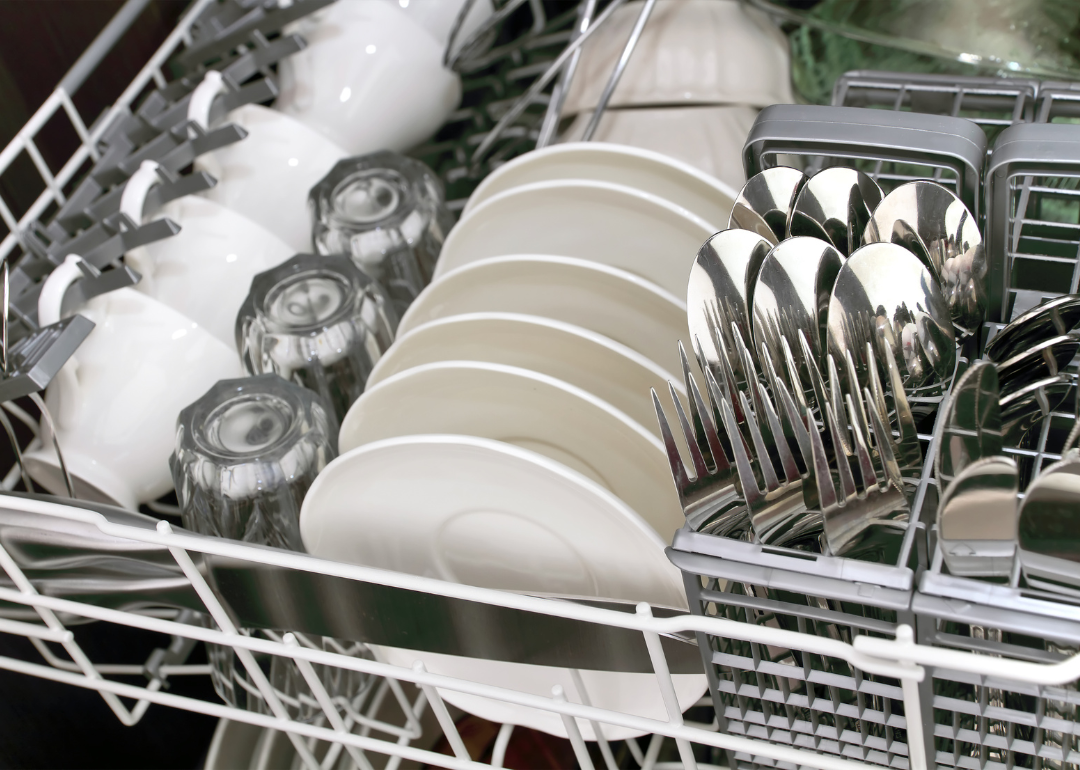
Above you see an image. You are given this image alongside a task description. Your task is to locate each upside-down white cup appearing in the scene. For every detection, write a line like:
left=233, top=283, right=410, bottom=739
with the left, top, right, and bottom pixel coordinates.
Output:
left=23, top=256, right=243, bottom=510
left=275, top=0, right=462, bottom=156
left=121, top=160, right=295, bottom=350
left=191, top=72, right=349, bottom=252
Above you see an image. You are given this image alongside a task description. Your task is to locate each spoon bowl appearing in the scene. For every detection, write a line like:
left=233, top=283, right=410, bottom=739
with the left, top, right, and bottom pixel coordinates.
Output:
left=728, top=167, right=807, bottom=245
left=789, top=167, right=882, bottom=257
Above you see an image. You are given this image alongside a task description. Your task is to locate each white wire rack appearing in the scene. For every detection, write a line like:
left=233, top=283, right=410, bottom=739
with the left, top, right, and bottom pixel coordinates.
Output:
left=4, top=2, right=1080, bottom=770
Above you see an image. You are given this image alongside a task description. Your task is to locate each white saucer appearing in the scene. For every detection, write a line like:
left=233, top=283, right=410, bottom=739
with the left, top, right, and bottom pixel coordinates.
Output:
left=397, top=255, right=689, bottom=377
left=368, top=312, right=683, bottom=438
left=299, top=434, right=702, bottom=740
left=434, top=180, right=717, bottom=297
left=462, top=142, right=738, bottom=228
left=337, top=362, right=684, bottom=541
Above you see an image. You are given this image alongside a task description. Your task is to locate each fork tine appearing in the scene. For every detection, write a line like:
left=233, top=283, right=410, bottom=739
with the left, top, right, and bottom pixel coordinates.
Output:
left=879, top=336, right=922, bottom=469
left=827, top=354, right=852, bottom=456
left=681, top=341, right=729, bottom=472
left=704, top=365, right=745, bottom=462
left=823, top=400, right=857, bottom=499
left=845, top=348, right=871, bottom=447
left=775, top=374, right=813, bottom=469
left=668, top=381, right=709, bottom=480
left=739, top=390, right=780, bottom=491
left=781, top=335, right=808, bottom=415
left=806, top=404, right=839, bottom=510
left=846, top=393, right=878, bottom=492
left=653, top=388, right=692, bottom=491
left=706, top=307, right=743, bottom=420
left=733, top=324, right=773, bottom=436
left=865, top=386, right=903, bottom=491
left=719, top=393, right=763, bottom=507
left=757, top=381, right=800, bottom=484
left=798, top=329, right=830, bottom=417
left=866, top=341, right=889, bottom=424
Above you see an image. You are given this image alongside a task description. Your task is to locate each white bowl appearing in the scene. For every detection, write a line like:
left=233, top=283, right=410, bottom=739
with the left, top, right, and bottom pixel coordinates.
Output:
left=300, top=434, right=704, bottom=740
left=397, top=255, right=690, bottom=376
left=338, top=361, right=683, bottom=539
left=277, top=0, right=461, bottom=156
left=434, top=180, right=717, bottom=297
left=561, top=0, right=793, bottom=114
left=560, top=106, right=760, bottom=193
left=368, top=312, right=683, bottom=437
left=196, top=103, right=348, bottom=252
left=463, top=141, right=738, bottom=227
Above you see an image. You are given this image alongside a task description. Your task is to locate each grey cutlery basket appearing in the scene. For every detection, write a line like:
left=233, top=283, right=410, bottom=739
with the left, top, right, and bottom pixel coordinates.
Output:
left=669, top=73, right=1080, bottom=770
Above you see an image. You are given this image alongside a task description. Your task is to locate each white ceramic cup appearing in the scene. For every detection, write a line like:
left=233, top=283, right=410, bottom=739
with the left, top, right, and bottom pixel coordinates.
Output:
left=121, top=161, right=295, bottom=350
left=276, top=1, right=462, bottom=156
left=388, top=0, right=495, bottom=59
left=190, top=73, right=348, bottom=252
left=23, top=256, right=243, bottom=510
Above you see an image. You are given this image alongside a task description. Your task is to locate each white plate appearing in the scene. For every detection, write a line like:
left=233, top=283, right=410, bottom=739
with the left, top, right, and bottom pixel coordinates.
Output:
left=561, top=0, right=792, bottom=113
left=560, top=106, right=760, bottom=194
left=368, top=312, right=683, bottom=438
left=300, top=434, right=703, bottom=740
left=462, top=142, right=738, bottom=227
left=337, top=362, right=683, bottom=541
left=433, top=180, right=716, bottom=297
left=399, top=255, right=690, bottom=376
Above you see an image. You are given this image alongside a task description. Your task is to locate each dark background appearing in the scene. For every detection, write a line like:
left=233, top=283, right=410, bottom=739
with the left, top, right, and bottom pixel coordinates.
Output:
left=0, top=5, right=221, bottom=768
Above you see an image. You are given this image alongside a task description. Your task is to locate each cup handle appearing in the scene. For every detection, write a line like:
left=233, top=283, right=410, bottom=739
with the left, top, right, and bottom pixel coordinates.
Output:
left=119, top=159, right=162, bottom=226
left=187, top=70, right=227, bottom=131
left=37, top=255, right=90, bottom=430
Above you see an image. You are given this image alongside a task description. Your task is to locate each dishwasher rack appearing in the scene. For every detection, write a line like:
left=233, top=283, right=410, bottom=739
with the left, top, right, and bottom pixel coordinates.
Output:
left=3, top=2, right=1080, bottom=770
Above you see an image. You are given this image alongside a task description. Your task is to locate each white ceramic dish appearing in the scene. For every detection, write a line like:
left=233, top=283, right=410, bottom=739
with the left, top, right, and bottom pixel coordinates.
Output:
left=203, top=719, right=264, bottom=770
left=367, top=312, right=683, bottom=437
left=277, top=1, right=461, bottom=156
left=463, top=141, right=738, bottom=227
left=398, top=255, right=689, bottom=376
left=435, top=180, right=716, bottom=297
left=561, top=0, right=793, bottom=114
left=560, top=106, right=760, bottom=193
left=387, top=0, right=495, bottom=59
left=196, top=103, right=348, bottom=252
left=300, top=434, right=703, bottom=740
left=337, top=362, right=683, bottom=539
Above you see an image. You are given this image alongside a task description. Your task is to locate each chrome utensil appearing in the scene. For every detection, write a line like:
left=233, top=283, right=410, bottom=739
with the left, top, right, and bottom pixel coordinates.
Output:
left=1018, top=454, right=1080, bottom=594
left=937, top=456, right=1018, bottom=578
left=996, top=334, right=1080, bottom=395
left=863, top=180, right=986, bottom=329
left=985, top=294, right=1080, bottom=363
left=728, top=167, right=807, bottom=245
left=1000, top=374, right=1073, bottom=446
left=932, top=361, right=1003, bottom=491
left=827, top=241, right=956, bottom=393
left=751, top=236, right=845, bottom=392
left=789, top=167, right=883, bottom=257
left=687, top=229, right=772, bottom=389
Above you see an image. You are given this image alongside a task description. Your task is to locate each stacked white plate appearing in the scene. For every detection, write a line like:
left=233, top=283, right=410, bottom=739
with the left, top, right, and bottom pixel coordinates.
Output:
left=299, top=143, right=738, bottom=740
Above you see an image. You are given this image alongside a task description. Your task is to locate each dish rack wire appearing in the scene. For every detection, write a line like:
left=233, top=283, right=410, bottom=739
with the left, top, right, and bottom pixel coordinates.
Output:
left=0, top=3, right=1079, bottom=770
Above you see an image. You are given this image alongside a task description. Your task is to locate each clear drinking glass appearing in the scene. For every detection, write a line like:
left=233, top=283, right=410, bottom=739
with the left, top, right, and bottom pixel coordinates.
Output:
left=236, top=253, right=397, bottom=425
left=309, top=151, right=454, bottom=316
left=172, top=374, right=372, bottom=720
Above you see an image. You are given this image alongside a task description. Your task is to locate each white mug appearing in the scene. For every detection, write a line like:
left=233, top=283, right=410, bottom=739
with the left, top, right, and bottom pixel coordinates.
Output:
left=23, top=256, right=243, bottom=510
left=275, top=0, right=461, bottom=157
left=121, top=160, right=295, bottom=350
left=390, top=0, right=495, bottom=59
left=191, top=72, right=348, bottom=252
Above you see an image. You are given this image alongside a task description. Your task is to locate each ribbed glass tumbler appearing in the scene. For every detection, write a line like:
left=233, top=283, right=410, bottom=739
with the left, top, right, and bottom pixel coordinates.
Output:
left=309, top=151, right=453, bottom=316
left=237, top=253, right=397, bottom=425
left=171, top=374, right=371, bottom=720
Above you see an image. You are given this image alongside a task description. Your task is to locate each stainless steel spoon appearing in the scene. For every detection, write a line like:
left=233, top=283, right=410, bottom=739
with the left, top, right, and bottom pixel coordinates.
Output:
left=937, top=455, right=1018, bottom=578
left=1000, top=373, right=1073, bottom=446
left=863, top=180, right=986, bottom=329
left=932, top=360, right=1003, bottom=491
left=751, top=236, right=845, bottom=393
left=1018, top=454, right=1080, bottom=593
left=789, top=167, right=883, bottom=257
left=985, top=294, right=1080, bottom=363
left=728, top=167, right=807, bottom=246
left=826, top=242, right=956, bottom=394
left=996, top=333, right=1080, bottom=395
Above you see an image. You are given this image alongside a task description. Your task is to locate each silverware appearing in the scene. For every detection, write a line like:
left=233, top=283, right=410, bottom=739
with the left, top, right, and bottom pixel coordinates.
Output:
left=1000, top=374, right=1073, bottom=446
left=827, top=241, right=956, bottom=394
left=985, top=294, right=1080, bottom=363
left=863, top=180, right=986, bottom=329
left=932, top=361, right=1003, bottom=491
left=996, top=333, right=1080, bottom=395
left=1018, top=453, right=1080, bottom=594
left=788, top=167, right=883, bottom=257
left=687, top=229, right=772, bottom=390
left=728, top=166, right=806, bottom=246
left=751, top=236, right=845, bottom=390
left=937, top=456, right=1018, bottom=577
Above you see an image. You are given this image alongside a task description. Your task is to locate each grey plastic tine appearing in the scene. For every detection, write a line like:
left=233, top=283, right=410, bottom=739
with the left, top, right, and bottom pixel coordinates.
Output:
left=742, top=105, right=987, bottom=219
